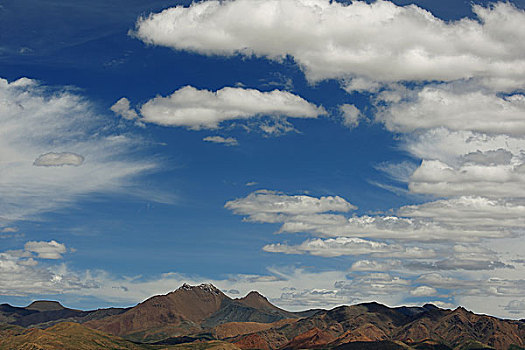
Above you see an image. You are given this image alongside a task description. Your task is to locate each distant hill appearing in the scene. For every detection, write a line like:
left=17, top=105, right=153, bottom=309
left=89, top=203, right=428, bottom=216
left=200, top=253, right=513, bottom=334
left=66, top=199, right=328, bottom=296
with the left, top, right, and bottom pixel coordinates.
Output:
left=25, top=300, right=66, bottom=312
left=1, top=283, right=525, bottom=349
left=0, top=301, right=128, bottom=328
left=229, top=302, right=525, bottom=349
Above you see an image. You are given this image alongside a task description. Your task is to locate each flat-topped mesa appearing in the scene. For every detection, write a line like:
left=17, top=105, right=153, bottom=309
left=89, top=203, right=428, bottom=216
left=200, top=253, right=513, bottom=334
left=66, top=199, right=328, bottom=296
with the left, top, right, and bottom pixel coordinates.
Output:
left=26, top=300, right=66, bottom=312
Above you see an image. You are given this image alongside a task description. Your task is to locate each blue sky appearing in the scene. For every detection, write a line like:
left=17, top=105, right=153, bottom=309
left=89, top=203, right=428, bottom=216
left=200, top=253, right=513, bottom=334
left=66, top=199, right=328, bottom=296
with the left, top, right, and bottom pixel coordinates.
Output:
left=2, top=0, right=525, bottom=318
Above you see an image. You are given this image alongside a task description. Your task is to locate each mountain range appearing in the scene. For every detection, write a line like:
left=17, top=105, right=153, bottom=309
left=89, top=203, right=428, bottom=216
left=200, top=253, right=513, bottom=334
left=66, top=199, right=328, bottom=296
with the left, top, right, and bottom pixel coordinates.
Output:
left=1, top=283, right=524, bottom=350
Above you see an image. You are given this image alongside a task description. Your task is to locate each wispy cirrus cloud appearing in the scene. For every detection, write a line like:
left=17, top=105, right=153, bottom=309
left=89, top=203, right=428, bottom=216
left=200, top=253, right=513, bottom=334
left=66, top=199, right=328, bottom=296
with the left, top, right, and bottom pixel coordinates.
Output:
left=0, top=77, right=158, bottom=223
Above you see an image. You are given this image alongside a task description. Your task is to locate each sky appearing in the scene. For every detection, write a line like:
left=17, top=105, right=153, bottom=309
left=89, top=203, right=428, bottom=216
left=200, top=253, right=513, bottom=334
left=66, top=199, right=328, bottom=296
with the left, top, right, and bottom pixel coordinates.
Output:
left=1, top=0, right=525, bottom=319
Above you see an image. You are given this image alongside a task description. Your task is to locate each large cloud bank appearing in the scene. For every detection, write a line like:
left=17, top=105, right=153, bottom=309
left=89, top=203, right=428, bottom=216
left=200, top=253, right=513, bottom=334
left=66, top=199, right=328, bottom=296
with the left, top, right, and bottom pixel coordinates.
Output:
left=134, top=0, right=525, bottom=89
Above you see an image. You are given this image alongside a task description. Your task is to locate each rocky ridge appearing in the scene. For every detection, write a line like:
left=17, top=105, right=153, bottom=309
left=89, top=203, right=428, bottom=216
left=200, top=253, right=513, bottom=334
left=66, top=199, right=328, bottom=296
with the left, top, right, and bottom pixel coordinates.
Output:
left=1, top=283, right=524, bottom=350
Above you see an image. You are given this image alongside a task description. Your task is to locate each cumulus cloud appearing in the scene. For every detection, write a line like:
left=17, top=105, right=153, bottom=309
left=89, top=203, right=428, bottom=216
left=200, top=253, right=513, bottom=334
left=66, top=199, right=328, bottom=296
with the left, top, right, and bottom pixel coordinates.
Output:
left=225, top=190, right=356, bottom=220
left=407, top=258, right=511, bottom=271
left=377, top=85, right=525, bottom=135
left=284, top=213, right=507, bottom=242
left=0, top=247, right=97, bottom=296
left=375, top=84, right=525, bottom=199
left=33, top=152, right=84, bottom=167
left=351, top=260, right=402, bottom=272
left=398, top=196, right=525, bottom=229
left=403, top=129, right=525, bottom=167
left=110, top=97, right=138, bottom=120
left=336, top=273, right=411, bottom=297
left=416, top=273, right=525, bottom=298
left=227, top=191, right=515, bottom=242
left=0, top=77, right=158, bottom=223
left=137, top=86, right=325, bottom=130
left=134, top=0, right=525, bottom=90
left=263, top=237, right=436, bottom=258
left=203, top=135, right=239, bottom=146
left=462, top=149, right=514, bottom=166
left=409, top=159, right=525, bottom=198
left=410, top=286, right=438, bottom=297
left=24, top=240, right=67, bottom=259
left=339, top=104, right=363, bottom=129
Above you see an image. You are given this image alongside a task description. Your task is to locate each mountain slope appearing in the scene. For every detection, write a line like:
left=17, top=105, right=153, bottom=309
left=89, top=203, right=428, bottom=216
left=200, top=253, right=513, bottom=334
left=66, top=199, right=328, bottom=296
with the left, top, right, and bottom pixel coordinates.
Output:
left=231, top=303, right=525, bottom=350
left=2, top=284, right=525, bottom=349
left=0, top=301, right=128, bottom=329
left=85, top=283, right=227, bottom=341
left=86, top=284, right=306, bottom=342
left=0, top=322, right=146, bottom=350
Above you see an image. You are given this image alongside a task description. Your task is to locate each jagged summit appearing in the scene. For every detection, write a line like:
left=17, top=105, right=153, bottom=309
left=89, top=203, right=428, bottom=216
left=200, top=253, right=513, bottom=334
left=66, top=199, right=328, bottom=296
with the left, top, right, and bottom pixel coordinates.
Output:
left=177, top=283, right=222, bottom=295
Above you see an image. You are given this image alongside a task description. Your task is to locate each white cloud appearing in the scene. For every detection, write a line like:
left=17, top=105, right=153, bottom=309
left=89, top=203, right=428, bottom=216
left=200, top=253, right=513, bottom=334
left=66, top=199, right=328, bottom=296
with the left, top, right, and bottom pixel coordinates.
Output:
left=415, top=273, right=525, bottom=298
left=336, top=273, right=411, bottom=297
left=203, top=135, right=239, bottom=146
left=280, top=213, right=510, bottom=242
left=350, top=260, right=402, bottom=272
left=110, top=97, right=138, bottom=120
left=410, top=286, right=437, bottom=297
left=375, top=84, right=525, bottom=198
left=503, top=300, right=525, bottom=314
left=2, top=238, right=523, bottom=317
left=462, top=149, right=513, bottom=166
left=407, top=258, right=511, bottom=271
left=375, top=161, right=418, bottom=183
left=377, top=85, right=525, bottom=135
left=0, top=249, right=97, bottom=296
left=24, top=240, right=67, bottom=259
left=227, top=191, right=513, bottom=242
left=263, top=237, right=436, bottom=258
left=403, top=129, right=525, bottom=167
left=0, top=77, right=158, bottom=223
left=339, top=104, right=363, bottom=129
left=138, top=86, right=325, bottom=130
left=398, top=196, right=525, bottom=229
left=409, top=159, right=525, bottom=198
left=134, top=0, right=525, bottom=90
left=33, top=152, right=84, bottom=167
left=225, top=190, right=356, bottom=220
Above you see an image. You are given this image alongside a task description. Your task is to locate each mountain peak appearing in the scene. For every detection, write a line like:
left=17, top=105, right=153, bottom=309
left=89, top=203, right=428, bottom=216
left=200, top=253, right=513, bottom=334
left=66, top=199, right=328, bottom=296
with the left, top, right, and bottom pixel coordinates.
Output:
left=236, top=290, right=285, bottom=312
left=245, top=291, right=267, bottom=299
left=177, top=283, right=222, bottom=295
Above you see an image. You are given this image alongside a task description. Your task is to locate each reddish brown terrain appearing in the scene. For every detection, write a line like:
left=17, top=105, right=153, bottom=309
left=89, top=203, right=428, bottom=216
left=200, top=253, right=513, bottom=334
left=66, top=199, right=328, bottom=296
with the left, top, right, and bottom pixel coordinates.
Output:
left=85, top=283, right=226, bottom=341
left=1, top=283, right=525, bottom=349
